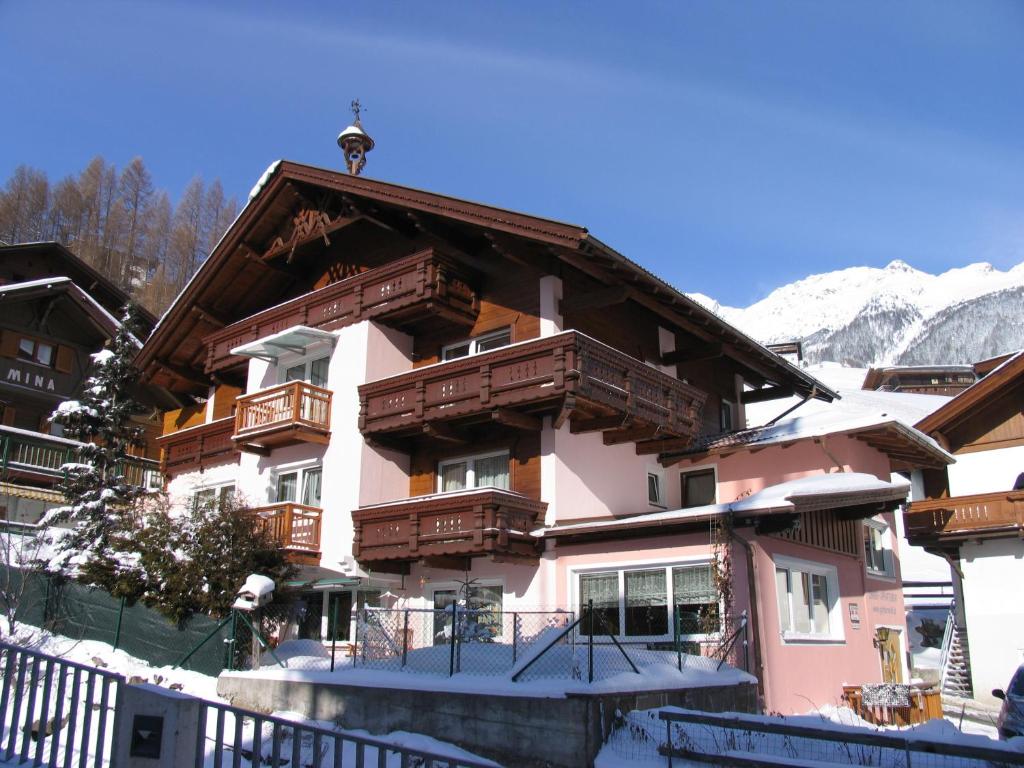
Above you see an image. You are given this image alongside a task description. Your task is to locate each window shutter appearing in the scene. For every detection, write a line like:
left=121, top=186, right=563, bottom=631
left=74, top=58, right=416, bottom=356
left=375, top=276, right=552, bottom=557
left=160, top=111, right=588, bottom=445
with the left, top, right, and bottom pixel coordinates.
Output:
left=54, top=345, right=74, bottom=374
left=0, top=330, right=18, bottom=359
left=1, top=406, right=15, bottom=426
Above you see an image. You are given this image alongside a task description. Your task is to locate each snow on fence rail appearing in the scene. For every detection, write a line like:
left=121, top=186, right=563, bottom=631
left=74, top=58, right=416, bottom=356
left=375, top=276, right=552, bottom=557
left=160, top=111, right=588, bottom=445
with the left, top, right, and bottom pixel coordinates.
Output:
left=658, top=708, right=1024, bottom=768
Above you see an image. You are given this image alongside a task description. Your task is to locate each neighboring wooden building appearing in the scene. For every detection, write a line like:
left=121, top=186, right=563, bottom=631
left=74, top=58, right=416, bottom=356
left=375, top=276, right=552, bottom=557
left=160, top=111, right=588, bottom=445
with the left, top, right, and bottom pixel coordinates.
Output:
left=862, top=365, right=977, bottom=396
left=0, top=243, right=160, bottom=523
left=904, top=350, right=1024, bottom=703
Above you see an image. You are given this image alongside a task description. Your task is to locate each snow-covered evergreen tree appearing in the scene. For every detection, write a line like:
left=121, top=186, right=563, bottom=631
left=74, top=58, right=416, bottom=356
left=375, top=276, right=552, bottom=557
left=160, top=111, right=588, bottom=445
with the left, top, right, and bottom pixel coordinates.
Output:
left=43, top=306, right=147, bottom=590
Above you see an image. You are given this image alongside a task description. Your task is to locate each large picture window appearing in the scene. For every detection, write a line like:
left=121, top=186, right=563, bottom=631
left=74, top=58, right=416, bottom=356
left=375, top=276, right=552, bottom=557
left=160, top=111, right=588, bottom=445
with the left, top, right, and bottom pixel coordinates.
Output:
left=437, top=451, right=509, bottom=492
left=774, top=556, right=842, bottom=642
left=577, top=563, right=719, bottom=639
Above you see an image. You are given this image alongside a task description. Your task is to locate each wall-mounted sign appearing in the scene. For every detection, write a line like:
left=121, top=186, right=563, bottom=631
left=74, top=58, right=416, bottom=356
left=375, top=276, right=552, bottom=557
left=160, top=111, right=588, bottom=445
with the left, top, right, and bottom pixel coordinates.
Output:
left=0, top=361, right=73, bottom=397
left=849, top=602, right=861, bottom=629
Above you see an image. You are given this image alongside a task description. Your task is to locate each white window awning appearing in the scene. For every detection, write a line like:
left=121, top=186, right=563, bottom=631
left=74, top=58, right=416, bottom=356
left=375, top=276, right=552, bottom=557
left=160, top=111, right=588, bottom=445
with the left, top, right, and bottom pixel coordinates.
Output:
left=230, top=326, right=336, bottom=362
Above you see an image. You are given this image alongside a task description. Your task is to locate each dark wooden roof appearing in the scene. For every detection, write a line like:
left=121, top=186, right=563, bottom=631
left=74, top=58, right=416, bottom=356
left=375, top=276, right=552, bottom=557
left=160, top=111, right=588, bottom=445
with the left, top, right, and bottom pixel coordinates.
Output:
left=138, top=160, right=837, bottom=403
left=0, top=242, right=156, bottom=334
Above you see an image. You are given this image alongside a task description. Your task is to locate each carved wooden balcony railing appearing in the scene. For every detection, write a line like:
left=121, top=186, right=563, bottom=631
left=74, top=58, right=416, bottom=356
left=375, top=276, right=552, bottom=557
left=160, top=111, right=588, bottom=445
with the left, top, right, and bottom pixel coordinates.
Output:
left=203, top=248, right=478, bottom=374
left=358, top=330, right=707, bottom=448
left=251, top=502, right=322, bottom=567
left=904, top=491, right=1024, bottom=544
left=232, top=381, right=332, bottom=453
left=158, top=417, right=238, bottom=478
left=352, top=488, right=547, bottom=568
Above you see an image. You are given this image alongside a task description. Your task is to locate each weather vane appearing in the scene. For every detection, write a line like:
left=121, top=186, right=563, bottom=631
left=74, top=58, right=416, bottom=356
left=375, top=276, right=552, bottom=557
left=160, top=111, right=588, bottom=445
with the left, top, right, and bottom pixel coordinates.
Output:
left=337, top=99, right=374, bottom=176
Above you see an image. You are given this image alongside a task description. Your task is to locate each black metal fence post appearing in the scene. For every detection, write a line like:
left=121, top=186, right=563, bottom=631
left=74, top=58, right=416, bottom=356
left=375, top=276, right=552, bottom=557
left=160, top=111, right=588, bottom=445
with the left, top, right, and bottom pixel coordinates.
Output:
left=330, top=597, right=339, bottom=672
left=587, top=598, right=594, bottom=684
left=512, top=612, right=519, bottom=665
left=448, top=602, right=458, bottom=677
left=113, top=595, right=125, bottom=651
left=742, top=610, right=749, bottom=672
left=401, top=609, right=410, bottom=668
left=675, top=604, right=682, bottom=672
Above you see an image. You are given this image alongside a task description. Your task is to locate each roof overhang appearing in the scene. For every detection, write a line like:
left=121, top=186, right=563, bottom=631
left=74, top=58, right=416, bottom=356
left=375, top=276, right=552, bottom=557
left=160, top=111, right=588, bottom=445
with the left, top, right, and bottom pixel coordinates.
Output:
left=230, top=326, right=336, bottom=363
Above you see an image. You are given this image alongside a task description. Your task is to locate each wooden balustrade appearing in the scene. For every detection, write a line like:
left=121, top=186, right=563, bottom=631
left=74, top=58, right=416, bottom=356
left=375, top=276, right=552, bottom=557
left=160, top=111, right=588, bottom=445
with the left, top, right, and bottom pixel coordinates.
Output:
left=157, top=417, right=238, bottom=477
left=203, top=248, right=478, bottom=374
left=251, top=502, right=322, bottom=567
left=352, top=488, right=547, bottom=568
left=232, top=381, right=332, bottom=453
left=842, top=685, right=942, bottom=727
left=905, top=491, right=1024, bottom=543
left=358, top=330, right=707, bottom=449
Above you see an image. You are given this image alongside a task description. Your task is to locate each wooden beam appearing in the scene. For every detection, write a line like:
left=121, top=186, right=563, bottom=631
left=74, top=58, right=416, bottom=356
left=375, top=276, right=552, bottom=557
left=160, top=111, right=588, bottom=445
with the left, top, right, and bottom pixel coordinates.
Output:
left=235, top=442, right=271, bottom=457
left=635, top=437, right=695, bottom=456
left=570, top=415, right=630, bottom=434
left=660, top=342, right=724, bottom=366
left=559, top=285, right=630, bottom=314
left=603, top=425, right=662, bottom=446
left=191, top=305, right=229, bottom=329
left=491, top=408, right=542, bottom=431
left=155, top=358, right=209, bottom=388
left=422, top=422, right=467, bottom=443
left=741, top=385, right=795, bottom=404
left=552, top=394, right=576, bottom=430
left=418, top=555, right=471, bottom=571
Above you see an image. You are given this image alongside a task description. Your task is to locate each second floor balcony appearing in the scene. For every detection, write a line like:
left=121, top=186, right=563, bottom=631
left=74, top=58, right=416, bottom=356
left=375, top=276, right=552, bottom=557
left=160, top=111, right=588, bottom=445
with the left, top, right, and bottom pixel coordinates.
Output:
left=232, top=381, right=332, bottom=454
left=357, top=330, right=708, bottom=449
left=158, top=417, right=238, bottom=477
left=904, top=490, right=1024, bottom=545
left=251, top=502, right=322, bottom=567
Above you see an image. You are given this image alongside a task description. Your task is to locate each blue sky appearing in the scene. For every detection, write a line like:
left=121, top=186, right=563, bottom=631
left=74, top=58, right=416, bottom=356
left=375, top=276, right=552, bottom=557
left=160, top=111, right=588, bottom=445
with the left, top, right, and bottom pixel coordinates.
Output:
left=2, top=1, right=1022, bottom=306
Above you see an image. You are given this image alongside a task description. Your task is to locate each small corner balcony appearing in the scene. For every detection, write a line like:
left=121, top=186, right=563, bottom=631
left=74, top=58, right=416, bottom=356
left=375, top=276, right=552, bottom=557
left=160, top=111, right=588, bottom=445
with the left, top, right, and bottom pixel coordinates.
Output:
left=157, top=417, right=238, bottom=478
left=352, top=488, right=547, bottom=570
left=357, top=330, right=708, bottom=450
left=904, top=490, right=1024, bottom=546
left=251, top=502, right=322, bottom=567
left=232, top=381, right=332, bottom=454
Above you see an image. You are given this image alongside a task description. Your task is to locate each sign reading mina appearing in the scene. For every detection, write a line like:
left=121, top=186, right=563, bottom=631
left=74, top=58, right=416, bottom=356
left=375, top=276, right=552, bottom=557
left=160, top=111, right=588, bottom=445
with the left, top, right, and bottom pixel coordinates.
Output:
left=0, top=361, right=72, bottom=396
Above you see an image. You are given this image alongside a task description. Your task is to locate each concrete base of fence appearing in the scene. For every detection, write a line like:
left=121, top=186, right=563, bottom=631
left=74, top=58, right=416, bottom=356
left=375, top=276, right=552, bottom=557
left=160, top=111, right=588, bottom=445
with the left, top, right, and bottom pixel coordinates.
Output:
left=112, top=684, right=201, bottom=768
left=216, top=674, right=759, bottom=768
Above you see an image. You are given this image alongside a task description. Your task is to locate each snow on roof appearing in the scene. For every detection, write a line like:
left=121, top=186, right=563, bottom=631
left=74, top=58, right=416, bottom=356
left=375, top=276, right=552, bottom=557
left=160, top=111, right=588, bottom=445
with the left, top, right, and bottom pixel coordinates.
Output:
left=0, top=275, right=134, bottom=343
left=0, top=276, right=73, bottom=293
left=238, top=574, right=275, bottom=598
left=249, top=159, right=282, bottom=201
left=541, top=472, right=910, bottom=537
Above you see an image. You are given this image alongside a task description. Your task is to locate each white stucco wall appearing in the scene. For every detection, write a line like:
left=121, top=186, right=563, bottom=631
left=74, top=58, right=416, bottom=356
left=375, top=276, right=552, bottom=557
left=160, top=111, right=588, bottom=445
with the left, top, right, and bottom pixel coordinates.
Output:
left=947, top=445, right=1024, bottom=496
left=538, top=275, right=563, bottom=337
left=959, top=537, right=1024, bottom=702
left=895, top=470, right=954, bottom=583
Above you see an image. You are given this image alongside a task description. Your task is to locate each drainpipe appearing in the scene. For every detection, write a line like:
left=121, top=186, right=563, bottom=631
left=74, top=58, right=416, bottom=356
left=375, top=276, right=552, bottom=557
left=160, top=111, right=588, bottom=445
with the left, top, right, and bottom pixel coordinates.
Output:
left=731, top=527, right=767, bottom=711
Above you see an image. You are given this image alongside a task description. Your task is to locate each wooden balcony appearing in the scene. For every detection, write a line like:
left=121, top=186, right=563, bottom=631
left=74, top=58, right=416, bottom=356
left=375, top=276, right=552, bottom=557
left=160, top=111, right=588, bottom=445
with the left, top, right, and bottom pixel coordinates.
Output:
left=232, top=381, right=332, bottom=454
left=251, top=502, right=322, bottom=567
left=904, top=491, right=1024, bottom=544
left=352, top=488, right=547, bottom=569
left=157, top=417, right=238, bottom=478
left=203, top=248, right=478, bottom=374
left=358, top=330, right=707, bottom=449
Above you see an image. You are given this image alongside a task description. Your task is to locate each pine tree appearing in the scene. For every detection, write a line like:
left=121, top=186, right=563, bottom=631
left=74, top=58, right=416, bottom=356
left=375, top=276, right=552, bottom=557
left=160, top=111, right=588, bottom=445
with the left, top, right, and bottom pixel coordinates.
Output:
left=43, top=306, right=147, bottom=590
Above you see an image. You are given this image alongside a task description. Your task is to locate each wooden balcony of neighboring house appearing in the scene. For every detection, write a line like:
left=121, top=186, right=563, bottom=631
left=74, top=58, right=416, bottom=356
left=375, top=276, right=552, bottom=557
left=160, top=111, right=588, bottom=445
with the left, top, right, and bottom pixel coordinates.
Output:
left=842, top=685, right=942, bottom=727
left=232, top=381, right=332, bottom=454
left=1, top=425, right=162, bottom=489
left=904, top=490, right=1024, bottom=545
left=352, top=488, right=547, bottom=570
left=203, top=248, right=479, bottom=375
left=157, top=416, right=238, bottom=478
left=250, top=502, right=322, bottom=567
left=357, top=330, right=708, bottom=450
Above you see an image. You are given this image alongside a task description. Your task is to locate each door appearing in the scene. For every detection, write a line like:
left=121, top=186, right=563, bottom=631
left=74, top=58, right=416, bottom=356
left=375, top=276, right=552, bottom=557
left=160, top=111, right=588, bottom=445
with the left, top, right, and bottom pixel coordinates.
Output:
left=877, top=627, right=904, bottom=683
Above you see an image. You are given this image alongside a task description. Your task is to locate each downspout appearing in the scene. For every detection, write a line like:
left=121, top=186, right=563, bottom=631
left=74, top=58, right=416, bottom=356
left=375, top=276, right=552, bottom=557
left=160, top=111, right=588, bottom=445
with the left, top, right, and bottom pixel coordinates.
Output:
left=731, top=527, right=767, bottom=711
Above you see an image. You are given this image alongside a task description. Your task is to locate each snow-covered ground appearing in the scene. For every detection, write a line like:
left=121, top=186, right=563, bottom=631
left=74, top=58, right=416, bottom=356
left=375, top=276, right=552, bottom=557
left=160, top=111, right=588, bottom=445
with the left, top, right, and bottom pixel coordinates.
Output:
left=1, top=630, right=494, bottom=767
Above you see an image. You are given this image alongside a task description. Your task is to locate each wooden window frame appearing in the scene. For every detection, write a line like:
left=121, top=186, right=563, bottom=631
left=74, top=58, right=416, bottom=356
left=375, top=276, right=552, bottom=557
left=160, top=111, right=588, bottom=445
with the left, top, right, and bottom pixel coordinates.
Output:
left=680, top=467, right=717, bottom=509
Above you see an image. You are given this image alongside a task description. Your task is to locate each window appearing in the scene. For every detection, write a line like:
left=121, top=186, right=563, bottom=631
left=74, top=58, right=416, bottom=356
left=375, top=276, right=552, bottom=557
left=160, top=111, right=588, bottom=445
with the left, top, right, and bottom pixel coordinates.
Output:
left=864, top=519, right=893, bottom=576
left=437, top=451, right=509, bottom=492
left=774, top=557, right=842, bottom=641
left=17, top=337, right=55, bottom=367
left=276, top=466, right=323, bottom=507
left=720, top=400, right=734, bottom=432
left=680, top=468, right=716, bottom=508
left=442, top=328, right=512, bottom=361
left=281, top=355, right=329, bottom=387
left=647, top=471, right=665, bottom=507
left=432, top=584, right=503, bottom=642
left=192, top=483, right=236, bottom=512
left=577, top=563, right=720, bottom=638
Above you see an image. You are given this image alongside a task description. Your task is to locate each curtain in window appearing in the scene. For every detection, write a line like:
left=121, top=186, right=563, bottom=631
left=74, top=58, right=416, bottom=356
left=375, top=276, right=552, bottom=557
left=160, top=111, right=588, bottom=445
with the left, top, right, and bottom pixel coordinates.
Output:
left=580, top=572, right=619, bottom=635
left=624, top=569, right=668, bottom=636
left=475, top=330, right=511, bottom=353
left=217, top=485, right=236, bottom=510
left=277, top=473, right=298, bottom=503
left=474, top=454, right=509, bottom=489
left=284, top=364, right=305, bottom=382
left=673, top=565, right=718, bottom=633
left=811, top=574, right=830, bottom=634
left=793, top=571, right=813, bottom=633
left=683, top=470, right=716, bottom=507
left=440, top=462, right=467, bottom=492
left=775, top=568, right=792, bottom=632
left=302, top=469, right=323, bottom=507
left=310, top=357, right=329, bottom=387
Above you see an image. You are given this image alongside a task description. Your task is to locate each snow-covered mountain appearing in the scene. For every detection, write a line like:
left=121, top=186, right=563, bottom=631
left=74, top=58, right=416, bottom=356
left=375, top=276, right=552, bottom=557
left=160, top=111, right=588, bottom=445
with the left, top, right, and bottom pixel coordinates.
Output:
left=690, top=260, right=1024, bottom=366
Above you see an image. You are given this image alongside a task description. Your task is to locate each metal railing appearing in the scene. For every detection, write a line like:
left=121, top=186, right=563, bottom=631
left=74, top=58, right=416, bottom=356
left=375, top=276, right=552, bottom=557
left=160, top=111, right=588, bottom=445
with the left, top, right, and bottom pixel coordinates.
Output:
left=196, top=698, right=495, bottom=768
left=0, top=640, right=123, bottom=768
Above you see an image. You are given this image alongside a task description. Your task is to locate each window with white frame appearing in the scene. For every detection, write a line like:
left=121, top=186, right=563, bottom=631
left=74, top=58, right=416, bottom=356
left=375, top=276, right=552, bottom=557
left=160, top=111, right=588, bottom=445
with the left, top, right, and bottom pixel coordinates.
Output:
left=192, top=483, right=236, bottom=513
left=863, top=518, right=894, bottom=577
left=680, top=467, right=716, bottom=508
left=431, top=583, right=503, bottom=642
left=774, top=556, right=843, bottom=642
left=577, top=563, right=720, bottom=638
left=441, top=327, right=512, bottom=361
left=437, top=450, right=509, bottom=492
left=647, top=469, right=665, bottom=507
left=275, top=465, right=323, bottom=508
left=280, top=354, right=330, bottom=387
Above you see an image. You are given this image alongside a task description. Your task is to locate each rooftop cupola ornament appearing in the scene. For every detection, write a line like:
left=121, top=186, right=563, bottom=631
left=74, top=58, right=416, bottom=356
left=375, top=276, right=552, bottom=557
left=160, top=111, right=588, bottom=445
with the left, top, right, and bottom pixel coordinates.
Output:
left=337, top=99, right=374, bottom=176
